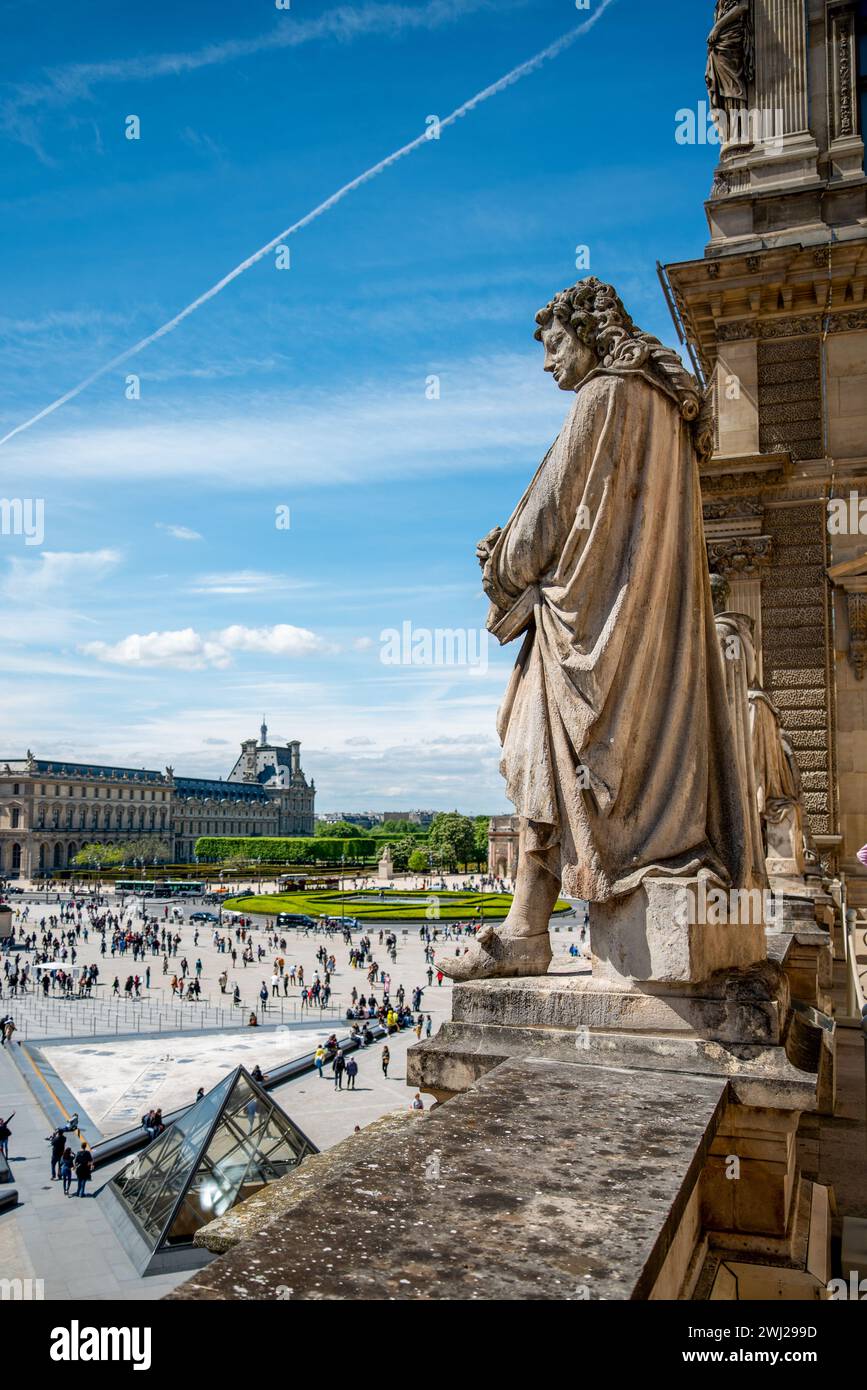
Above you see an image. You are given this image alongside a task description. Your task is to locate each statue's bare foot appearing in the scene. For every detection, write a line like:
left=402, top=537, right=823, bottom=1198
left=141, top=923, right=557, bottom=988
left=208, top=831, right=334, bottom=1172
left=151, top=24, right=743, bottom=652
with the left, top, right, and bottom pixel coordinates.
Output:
left=435, top=923, right=552, bottom=982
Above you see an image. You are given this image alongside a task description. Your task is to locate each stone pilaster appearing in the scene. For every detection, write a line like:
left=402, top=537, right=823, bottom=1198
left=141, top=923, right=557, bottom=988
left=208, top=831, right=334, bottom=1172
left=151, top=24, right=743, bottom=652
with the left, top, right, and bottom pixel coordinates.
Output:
left=754, top=0, right=810, bottom=136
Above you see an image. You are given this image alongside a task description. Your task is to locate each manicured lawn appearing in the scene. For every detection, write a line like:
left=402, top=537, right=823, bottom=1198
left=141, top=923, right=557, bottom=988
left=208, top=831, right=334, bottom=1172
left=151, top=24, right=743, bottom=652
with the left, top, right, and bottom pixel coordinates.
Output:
left=223, top=888, right=571, bottom=922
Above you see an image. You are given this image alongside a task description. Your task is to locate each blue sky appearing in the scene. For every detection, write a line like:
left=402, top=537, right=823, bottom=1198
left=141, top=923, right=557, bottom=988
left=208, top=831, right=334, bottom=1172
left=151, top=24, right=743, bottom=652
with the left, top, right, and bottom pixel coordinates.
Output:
left=0, top=0, right=718, bottom=812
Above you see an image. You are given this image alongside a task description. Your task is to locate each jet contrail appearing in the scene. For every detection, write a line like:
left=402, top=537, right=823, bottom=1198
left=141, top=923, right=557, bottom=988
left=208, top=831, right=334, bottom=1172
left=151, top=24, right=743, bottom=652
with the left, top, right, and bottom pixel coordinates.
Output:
left=0, top=0, right=616, bottom=448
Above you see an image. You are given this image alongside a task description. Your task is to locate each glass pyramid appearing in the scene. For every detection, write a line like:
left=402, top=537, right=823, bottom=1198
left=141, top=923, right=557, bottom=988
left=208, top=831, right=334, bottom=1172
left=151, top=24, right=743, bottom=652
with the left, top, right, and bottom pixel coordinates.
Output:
left=109, top=1065, right=317, bottom=1264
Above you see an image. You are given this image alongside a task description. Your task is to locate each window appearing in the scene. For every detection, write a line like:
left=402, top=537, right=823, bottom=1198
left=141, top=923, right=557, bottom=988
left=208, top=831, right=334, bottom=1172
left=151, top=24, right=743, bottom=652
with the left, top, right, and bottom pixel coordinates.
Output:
left=11, top=808, right=20, bottom=829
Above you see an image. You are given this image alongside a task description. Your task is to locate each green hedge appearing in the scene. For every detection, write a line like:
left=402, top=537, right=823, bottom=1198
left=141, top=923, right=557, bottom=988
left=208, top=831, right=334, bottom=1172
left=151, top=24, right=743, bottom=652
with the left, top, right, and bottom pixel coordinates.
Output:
left=195, top=836, right=379, bottom=865
left=223, top=888, right=572, bottom=923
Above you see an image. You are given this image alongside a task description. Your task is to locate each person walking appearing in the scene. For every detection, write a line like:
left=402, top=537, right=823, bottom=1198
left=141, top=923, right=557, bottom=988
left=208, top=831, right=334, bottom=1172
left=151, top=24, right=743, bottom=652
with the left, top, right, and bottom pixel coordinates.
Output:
left=73, top=1142, right=93, bottom=1197
left=314, top=1044, right=326, bottom=1079
left=333, top=1051, right=346, bottom=1090
left=59, top=1145, right=75, bottom=1196
left=381, top=1045, right=391, bottom=1079
left=346, top=1056, right=358, bottom=1090
left=0, top=1112, right=13, bottom=1159
left=47, top=1124, right=68, bottom=1179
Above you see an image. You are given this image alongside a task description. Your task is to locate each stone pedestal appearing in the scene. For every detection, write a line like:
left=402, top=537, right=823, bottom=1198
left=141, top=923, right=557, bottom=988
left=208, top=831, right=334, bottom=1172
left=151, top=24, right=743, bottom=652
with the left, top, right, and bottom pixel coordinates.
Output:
left=588, top=876, right=766, bottom=985
left=406, top=874, right=832, bottom=1274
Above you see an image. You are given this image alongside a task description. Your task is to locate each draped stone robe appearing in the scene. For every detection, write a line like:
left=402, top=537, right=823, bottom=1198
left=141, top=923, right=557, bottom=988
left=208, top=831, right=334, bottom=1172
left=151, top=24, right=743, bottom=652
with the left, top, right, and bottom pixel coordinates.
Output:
left=482, top=368, right=750, bottom=903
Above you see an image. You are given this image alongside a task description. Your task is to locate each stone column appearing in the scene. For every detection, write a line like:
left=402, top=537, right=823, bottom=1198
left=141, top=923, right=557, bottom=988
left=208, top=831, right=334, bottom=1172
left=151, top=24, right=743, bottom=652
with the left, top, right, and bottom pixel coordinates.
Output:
left=754, top=0, right=810, bottom=135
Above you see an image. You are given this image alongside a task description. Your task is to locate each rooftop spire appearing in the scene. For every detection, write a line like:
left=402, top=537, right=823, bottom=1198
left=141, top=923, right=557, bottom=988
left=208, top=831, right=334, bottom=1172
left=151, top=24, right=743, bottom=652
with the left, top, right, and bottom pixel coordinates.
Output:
left=260, top=716, right=268, bottom=746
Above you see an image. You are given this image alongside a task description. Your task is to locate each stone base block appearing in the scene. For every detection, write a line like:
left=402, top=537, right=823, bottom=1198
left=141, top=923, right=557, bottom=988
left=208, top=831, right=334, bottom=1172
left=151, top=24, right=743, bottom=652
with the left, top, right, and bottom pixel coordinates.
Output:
left=589, top=877, right=767, bottom=985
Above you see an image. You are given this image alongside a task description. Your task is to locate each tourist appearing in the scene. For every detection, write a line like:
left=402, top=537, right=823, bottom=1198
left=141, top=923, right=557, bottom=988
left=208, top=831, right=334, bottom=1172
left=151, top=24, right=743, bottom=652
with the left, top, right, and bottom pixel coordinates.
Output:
left=2, top=1018, right=16, bottom=1046
left=47, top=1122, right=72, bottom=1179
left=248, top=1011, right=258, bottom=1027
left=73, top=1142, right=93, bottom=1197
left=381, top=1045, right=391, bottom=1079
left=59, top=1145, right=75, bottom=1195
left=410, top=1092, right=424, bottom=1111
left=0, top=1112, right=13, bottom=1159
left=333, top=1050, right=346, bottom=1089
left=314, top=1044, right=327, bottom=1079
left=346, top=1056, right=358, bottom=1090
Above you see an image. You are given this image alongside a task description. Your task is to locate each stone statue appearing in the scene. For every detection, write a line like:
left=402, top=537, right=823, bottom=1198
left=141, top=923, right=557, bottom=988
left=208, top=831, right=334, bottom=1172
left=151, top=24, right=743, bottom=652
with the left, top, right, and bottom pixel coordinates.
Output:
left=710, top=576, right=768, bottom=890
left=436, top=278, right=749, bottom=982
left=749, top=679, right=811, bottom=881
left=706, top=1, right=754, bottom=127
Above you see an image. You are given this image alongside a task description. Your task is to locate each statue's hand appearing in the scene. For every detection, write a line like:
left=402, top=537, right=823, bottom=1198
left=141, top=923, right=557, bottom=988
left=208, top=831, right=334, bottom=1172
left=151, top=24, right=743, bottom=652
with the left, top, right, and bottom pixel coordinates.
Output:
left=476, top=527, right=502, bottom=568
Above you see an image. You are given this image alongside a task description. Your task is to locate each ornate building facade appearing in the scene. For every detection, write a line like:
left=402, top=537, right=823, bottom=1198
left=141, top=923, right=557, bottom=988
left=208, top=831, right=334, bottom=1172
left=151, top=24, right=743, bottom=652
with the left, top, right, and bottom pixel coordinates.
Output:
left=663, top=0, right=867, bottom=908
left=0, top=723, right=315, bottom=877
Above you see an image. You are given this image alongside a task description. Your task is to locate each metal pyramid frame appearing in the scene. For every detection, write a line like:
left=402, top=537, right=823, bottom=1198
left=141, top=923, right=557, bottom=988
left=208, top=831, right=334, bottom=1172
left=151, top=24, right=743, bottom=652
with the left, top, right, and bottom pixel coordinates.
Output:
left=107, top=1064, right=317, bottom=1274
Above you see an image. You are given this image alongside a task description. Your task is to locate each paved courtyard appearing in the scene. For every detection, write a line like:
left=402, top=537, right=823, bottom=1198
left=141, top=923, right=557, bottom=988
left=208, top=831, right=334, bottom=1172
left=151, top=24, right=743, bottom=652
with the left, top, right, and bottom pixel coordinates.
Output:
left=0, top=883, right=585, bottom=1299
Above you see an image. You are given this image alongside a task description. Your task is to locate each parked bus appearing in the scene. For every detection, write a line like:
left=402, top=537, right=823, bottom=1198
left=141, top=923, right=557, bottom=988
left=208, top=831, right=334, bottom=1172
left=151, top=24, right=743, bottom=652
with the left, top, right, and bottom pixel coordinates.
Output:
left=115, top=880, right=205, bottom=898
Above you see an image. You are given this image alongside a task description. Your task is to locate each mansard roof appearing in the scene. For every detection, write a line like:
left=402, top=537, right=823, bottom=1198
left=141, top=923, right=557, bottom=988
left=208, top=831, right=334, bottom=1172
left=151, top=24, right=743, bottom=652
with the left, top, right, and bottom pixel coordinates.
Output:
left=0, top=759, right=167, bottom=783
left=174, top=777, right=270, bottom=800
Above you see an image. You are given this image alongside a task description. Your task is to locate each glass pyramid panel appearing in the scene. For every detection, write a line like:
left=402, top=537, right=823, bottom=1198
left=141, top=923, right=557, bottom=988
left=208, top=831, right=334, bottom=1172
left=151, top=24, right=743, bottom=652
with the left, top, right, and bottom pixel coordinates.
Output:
left=109, top=1066, right=315, bottom=1255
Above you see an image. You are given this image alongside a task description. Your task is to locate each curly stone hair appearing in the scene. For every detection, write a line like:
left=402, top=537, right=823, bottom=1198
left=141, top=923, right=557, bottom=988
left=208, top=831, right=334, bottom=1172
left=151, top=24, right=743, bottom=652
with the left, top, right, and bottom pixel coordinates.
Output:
left=534, top=277, right=714, bottom=459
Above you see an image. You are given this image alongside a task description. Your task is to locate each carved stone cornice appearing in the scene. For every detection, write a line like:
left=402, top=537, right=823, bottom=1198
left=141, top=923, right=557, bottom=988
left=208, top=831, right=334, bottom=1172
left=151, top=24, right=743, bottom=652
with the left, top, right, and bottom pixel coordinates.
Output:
left=703, top=498, right=765, bottom=521
left=706, top=534, right=774, bottom=577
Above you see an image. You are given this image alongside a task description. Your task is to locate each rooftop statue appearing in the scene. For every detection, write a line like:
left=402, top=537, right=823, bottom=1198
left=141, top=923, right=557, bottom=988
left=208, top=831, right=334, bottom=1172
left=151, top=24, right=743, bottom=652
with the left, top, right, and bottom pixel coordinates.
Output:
left=437, top=278, right=748, bottom=981
left=706, top=0, right=754, bottom=124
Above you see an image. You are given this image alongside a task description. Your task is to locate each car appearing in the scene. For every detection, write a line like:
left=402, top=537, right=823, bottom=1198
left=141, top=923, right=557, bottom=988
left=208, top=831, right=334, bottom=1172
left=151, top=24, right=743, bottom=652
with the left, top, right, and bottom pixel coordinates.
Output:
left=276, top=913, right=316, bottom=928
left=190, top=910, right=220, bottom=923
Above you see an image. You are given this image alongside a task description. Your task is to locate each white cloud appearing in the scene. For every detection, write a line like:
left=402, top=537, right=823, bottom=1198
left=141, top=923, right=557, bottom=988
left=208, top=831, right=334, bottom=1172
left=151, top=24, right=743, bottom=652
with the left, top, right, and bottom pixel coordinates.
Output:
left=216, top=624, right=336, bottom=657
left=156, top=523, right=202, bottom=541
left=1, top=548, right=121, bottom=600
left=2, top=354, right=563, bottom=485
left=353, top=636, right=374, bottom=651
left=190, top=571, right=308, bottom=596
left=81, top=628, right=229, bottom=671
left=80, top=622, right=334, bottom=669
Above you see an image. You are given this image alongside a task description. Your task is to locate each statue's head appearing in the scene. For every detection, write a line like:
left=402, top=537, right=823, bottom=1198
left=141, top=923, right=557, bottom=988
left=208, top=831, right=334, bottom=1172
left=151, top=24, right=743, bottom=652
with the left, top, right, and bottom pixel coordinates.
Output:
left=534, top=278, right=708, bottom=452
left=709, top=571, right=730, bottom=614
left=534, top=278, right=633, bottom=391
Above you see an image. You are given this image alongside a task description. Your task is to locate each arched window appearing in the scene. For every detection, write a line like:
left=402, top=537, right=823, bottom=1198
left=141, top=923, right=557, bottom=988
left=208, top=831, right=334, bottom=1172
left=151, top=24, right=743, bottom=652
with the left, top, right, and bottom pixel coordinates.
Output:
left=53, top=843, right=64, bottom=868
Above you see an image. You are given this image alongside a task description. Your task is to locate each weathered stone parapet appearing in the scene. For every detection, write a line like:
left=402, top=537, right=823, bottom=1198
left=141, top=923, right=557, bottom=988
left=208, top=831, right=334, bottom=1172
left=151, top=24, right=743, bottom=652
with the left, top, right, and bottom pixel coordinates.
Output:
left=169, top=1058, right=732, bottom=1302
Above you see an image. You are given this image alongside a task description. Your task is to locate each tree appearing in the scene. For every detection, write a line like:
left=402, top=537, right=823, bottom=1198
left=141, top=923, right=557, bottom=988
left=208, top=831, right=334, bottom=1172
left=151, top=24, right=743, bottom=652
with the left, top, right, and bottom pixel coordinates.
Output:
left=123, top=836, right=172, bottom=865
left=73, top=843, right=124, bottom=869
left=316, top=821, right=361, bottom=838
left=408, top=848, right=430, bottom=874
left=473, top=816, right=490, bottom=868
left=428, top=813, right=476, bottom=871
left=380, top=819, right=421, bottom=837
left=388, top=837, right=419, bottom=873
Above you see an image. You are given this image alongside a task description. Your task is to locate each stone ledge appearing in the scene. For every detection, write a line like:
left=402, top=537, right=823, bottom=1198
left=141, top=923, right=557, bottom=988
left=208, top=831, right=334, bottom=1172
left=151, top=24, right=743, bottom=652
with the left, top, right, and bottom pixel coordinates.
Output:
left=193, top=1110, right=423, bottom=1254
left=167, top=1059, right=728, bottom=1302
left=407, top=1020, right=824, bottom=1112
